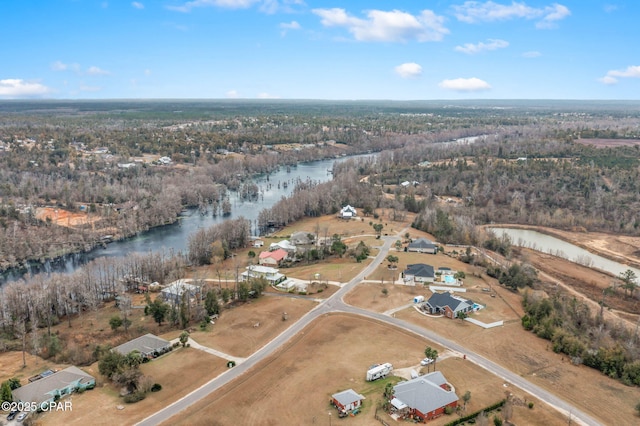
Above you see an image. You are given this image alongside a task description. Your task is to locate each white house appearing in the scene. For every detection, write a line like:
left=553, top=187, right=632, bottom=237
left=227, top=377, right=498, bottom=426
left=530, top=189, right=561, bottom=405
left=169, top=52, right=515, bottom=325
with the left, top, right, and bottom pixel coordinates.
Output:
left=269, top=239, right=297, bottom=254
left=339, top=205, right=357, bottom=219
left=241, top=265, right=286, bottom=285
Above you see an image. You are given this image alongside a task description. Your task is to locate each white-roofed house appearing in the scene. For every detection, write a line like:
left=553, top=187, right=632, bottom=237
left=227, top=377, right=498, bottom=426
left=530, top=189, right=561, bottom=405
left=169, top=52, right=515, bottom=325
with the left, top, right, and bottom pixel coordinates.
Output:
left=269, top=239, right=297, bottom=255
left=241, top=265, right=286, bottom=285
left=339, top=205, right=357, bottom=219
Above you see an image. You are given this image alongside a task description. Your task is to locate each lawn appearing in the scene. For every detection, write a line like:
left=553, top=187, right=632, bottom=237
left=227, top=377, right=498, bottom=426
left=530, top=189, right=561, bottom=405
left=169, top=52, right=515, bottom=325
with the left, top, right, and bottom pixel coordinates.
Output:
left=43, top=347, right=226, bottom=426
left=162, top=314, right=568, bottom=426
left=188, top=295, right=317, bottom=358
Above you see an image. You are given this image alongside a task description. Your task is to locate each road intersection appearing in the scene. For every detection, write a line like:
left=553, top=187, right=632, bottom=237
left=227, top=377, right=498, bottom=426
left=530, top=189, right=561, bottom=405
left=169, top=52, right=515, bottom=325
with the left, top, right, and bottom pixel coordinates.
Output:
left=137, top=234, right=601, bottom=426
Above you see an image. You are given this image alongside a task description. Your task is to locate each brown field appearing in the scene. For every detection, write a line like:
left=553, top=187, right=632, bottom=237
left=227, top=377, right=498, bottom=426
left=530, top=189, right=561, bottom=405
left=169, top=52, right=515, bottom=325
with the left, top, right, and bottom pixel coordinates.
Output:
left=43, top=348, right=227, bottom=426
left=344, top=279, right=523, bottom=323
left=271, top=209, right=415, bottom=240
left=164, top=314, right=567, bottom=426
left=395, top=307, right=640, bottom=425
left=285, top=256, right=374, bottom=282
left=4, top=216, right=640, bottom=426
left=0, top=351, right=67, bottom=385
left=188, top=296, right=317, bottom=357
left=574, top=138, right=640, bottom=148
left=35, top=206, right=102, bottom=228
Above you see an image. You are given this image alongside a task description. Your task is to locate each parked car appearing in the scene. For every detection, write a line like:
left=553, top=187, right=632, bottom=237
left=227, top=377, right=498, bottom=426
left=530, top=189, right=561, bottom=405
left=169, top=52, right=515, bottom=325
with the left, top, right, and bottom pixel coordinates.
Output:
left=420, top=357, right=434, bottom=366
left=16, top=412, right=28, bottom=422
left=7, top=410, right=19, bottom=420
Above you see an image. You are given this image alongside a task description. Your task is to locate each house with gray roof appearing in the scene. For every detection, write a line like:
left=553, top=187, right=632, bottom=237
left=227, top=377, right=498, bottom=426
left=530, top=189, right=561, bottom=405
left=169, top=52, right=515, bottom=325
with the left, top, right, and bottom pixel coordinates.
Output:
left=12, top=366, right=95, bottom=406
left=392, top=371, right=458, bottom=421
left=290, top=231, right=314, bottom=246
left=403, top=264, right=435, bottom=285
left=113, top=333, right=171, bottom=358
left=331, top=389, right=365, bottom=413
left=407, top=238, right=437, bottom=254
left=161, top=279, right=201, bottom=305
left=424, top=292, right=474, bottom=319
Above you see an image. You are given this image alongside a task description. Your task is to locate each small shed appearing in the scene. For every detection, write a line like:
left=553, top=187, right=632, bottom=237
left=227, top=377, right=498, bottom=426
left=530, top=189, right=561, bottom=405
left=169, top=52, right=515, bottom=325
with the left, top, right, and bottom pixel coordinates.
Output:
left=413, top=295, right=425, bottom=303
left=332, top=389, right=365, bottom=412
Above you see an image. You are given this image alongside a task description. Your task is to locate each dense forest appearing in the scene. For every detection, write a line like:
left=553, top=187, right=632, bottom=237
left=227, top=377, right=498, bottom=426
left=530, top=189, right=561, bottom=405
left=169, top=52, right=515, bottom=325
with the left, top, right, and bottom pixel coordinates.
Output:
left=1, top=100, right=640, bottom=270
left=2, top=99, right=640, bottom=390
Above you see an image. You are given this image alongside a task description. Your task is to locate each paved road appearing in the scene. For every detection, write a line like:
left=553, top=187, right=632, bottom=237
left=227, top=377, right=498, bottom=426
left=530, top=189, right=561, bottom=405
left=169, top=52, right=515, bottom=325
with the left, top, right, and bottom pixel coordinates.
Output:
left=137, top=235, right=601, bottom=426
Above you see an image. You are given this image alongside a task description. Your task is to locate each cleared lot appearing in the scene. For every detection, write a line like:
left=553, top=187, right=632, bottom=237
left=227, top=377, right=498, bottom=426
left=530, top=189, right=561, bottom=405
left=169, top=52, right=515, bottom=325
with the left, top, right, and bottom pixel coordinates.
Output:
left=163, top=314, right=567, bottom=426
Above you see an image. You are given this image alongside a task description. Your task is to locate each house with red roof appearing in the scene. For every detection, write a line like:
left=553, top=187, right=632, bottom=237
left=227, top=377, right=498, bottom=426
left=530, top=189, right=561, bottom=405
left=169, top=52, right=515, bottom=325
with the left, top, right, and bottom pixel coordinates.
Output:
left=258, top=248, right=288, bottom=266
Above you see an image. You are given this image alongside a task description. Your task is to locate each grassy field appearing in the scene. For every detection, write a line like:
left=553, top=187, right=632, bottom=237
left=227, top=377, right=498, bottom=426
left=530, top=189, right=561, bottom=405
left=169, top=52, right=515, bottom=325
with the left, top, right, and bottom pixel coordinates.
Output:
left=188, top=295, right=317, bottom=358
left=39, top=347, right=227, bottom=426
left=162, top=314, right=568, bottom=426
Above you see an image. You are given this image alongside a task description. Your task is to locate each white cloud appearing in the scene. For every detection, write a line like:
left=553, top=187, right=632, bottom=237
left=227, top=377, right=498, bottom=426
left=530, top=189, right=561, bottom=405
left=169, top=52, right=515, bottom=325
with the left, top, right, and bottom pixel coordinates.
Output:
left=535, top=4, right=570, bottom=29
left=226, top=89, right=240, bottom=98
left=394, top=63, right=423, bottom=79
left=439, top=77, right=491, bottom=92
left=0, top=79, right=51, bottom=98
left=144, top=69, right=152, bottom=76
left=132, top=2, right=144, bottom=9
left=522, top=50, right=541, bottom=58
left=599, top=65, right=640, bottom=85
left=280, top=20, right=301, bottom=36
left=51, top=61, right=80, bottom=72
left=257, top=92, right=279, bottom=99
left=86, top=66, right=110, bottom=76
left=455, top=38, right=508, bottom=54
left=312, top=8, right=449, bottom=42
left=280, top=20, right=301, bottom=30
left=167, top=0, right=260, bottom=12
left=452, top=1, right=570, bottom=28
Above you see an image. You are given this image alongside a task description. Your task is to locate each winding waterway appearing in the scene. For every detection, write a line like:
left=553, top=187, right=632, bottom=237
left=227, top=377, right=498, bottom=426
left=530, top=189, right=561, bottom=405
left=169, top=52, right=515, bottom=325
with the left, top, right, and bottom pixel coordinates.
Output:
left=490, top=227, right=640, bottom=278
left=1, top=155, right=372, bottom=284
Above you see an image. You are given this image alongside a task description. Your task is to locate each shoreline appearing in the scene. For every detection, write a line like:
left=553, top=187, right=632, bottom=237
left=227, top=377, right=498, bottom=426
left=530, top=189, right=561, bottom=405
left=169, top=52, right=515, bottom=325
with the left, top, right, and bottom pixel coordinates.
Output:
left=484, top=223, right=640, bottom=271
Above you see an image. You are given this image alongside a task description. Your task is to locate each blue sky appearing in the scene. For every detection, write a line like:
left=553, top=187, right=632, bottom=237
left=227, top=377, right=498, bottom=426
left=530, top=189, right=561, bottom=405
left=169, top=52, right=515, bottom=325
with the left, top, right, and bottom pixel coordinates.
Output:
left=1, top=0, right=638, bottom=100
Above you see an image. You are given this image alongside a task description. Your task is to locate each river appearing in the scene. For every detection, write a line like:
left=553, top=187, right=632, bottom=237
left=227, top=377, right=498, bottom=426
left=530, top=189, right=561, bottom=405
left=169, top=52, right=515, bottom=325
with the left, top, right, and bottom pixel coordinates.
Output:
left=1, top=155, right=372, bottom=284
left=490, top=227, right=640, bottom=278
